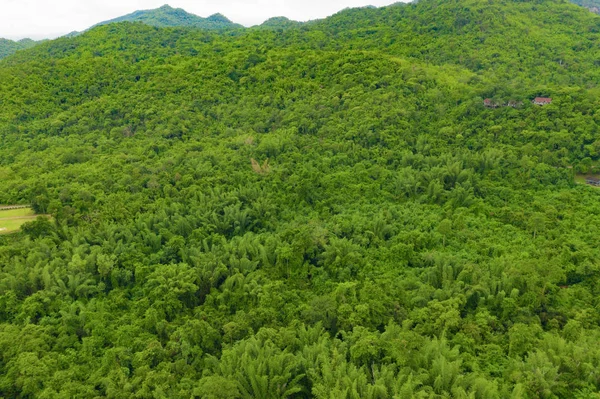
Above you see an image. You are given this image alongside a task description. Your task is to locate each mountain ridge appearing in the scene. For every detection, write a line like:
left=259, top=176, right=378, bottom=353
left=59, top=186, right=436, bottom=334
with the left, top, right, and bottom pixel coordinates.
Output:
left=0, top=4, right=242, bottom=59
left=2, top=0, right=600, bottom=59
left=90, top=4, right=242, bottom=30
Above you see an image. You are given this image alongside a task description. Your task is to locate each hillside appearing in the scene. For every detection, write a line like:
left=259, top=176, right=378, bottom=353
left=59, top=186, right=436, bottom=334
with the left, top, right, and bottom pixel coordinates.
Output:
left=91, top=4, right=241, bottom=30
left=2, top=0, right=599, bottom=60
left=309, top=0, right=600, bottom=84
left=0, top=38, right=38, bottom=59
left=1, top=0, right=600, bottom=397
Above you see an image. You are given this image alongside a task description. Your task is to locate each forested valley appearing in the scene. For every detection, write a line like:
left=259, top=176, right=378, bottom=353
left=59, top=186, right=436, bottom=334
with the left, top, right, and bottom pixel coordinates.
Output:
left=1, top=0, right=600, bottom=397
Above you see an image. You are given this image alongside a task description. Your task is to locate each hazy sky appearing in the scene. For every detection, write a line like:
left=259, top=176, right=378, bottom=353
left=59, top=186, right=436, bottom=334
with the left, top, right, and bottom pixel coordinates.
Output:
left=1, top=0, right=405, bottom=40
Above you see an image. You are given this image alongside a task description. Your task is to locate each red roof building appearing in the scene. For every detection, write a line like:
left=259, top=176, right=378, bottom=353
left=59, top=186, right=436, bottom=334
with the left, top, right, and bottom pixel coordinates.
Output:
left=483, top=98, right=498, bottom=108
left=533, top=97, right=552, bottom=105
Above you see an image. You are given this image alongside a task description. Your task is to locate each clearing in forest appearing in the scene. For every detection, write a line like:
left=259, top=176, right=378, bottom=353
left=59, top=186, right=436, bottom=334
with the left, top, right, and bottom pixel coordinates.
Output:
left=575, top=174, right=600, bottom=187
left=0, top=207, right=38, bottom=234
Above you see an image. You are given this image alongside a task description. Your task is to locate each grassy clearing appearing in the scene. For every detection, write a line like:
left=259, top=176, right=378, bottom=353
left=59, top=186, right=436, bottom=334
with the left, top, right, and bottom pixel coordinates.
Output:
left=0, top=208, right=35, bottom=217
left=0, top=207, right=38, bottom=234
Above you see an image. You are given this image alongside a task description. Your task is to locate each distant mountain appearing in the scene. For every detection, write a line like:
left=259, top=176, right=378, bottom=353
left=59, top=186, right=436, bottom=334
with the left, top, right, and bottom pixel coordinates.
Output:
left=259, top=17, right=302, bottom=29
left=570, top=0, right=600, bottom=13
left=0, top=5, right=240, bottom=60
left=0, top=38, right=39, bottom=59
left=91, top=4, right=242, bottom=30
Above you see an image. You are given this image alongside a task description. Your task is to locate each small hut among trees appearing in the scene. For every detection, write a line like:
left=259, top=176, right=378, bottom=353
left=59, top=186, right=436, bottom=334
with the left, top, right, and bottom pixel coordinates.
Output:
left=533, top=97, right=552, bottom=105
left=586, top=178, right=600, bottom=187
left=483, top=98, right=499, bottom=108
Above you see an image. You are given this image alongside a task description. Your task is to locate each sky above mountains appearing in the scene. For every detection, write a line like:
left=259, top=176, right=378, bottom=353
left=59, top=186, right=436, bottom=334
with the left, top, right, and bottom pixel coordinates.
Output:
left=1, top=0, right=404, bottom=40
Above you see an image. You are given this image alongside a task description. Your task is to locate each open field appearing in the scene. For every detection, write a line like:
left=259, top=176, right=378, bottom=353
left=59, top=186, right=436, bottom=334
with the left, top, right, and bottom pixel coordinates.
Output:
left=0, top=208, right=35, bottom=218
left=0, top=207, right=38, bottom=234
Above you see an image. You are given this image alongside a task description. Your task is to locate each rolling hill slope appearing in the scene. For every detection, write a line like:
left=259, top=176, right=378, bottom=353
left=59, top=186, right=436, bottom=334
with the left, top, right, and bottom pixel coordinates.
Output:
left=307, top=0, right=600, bottom=84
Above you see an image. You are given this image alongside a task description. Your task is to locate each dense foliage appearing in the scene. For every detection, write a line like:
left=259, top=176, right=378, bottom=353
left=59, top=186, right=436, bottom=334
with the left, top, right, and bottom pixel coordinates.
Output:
left=1, top=0, right=600, bottom=397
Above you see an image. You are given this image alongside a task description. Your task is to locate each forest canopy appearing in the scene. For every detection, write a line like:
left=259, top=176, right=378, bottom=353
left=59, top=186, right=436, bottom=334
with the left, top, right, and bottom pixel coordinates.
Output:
left=1, top=0, right=600, bottom=397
